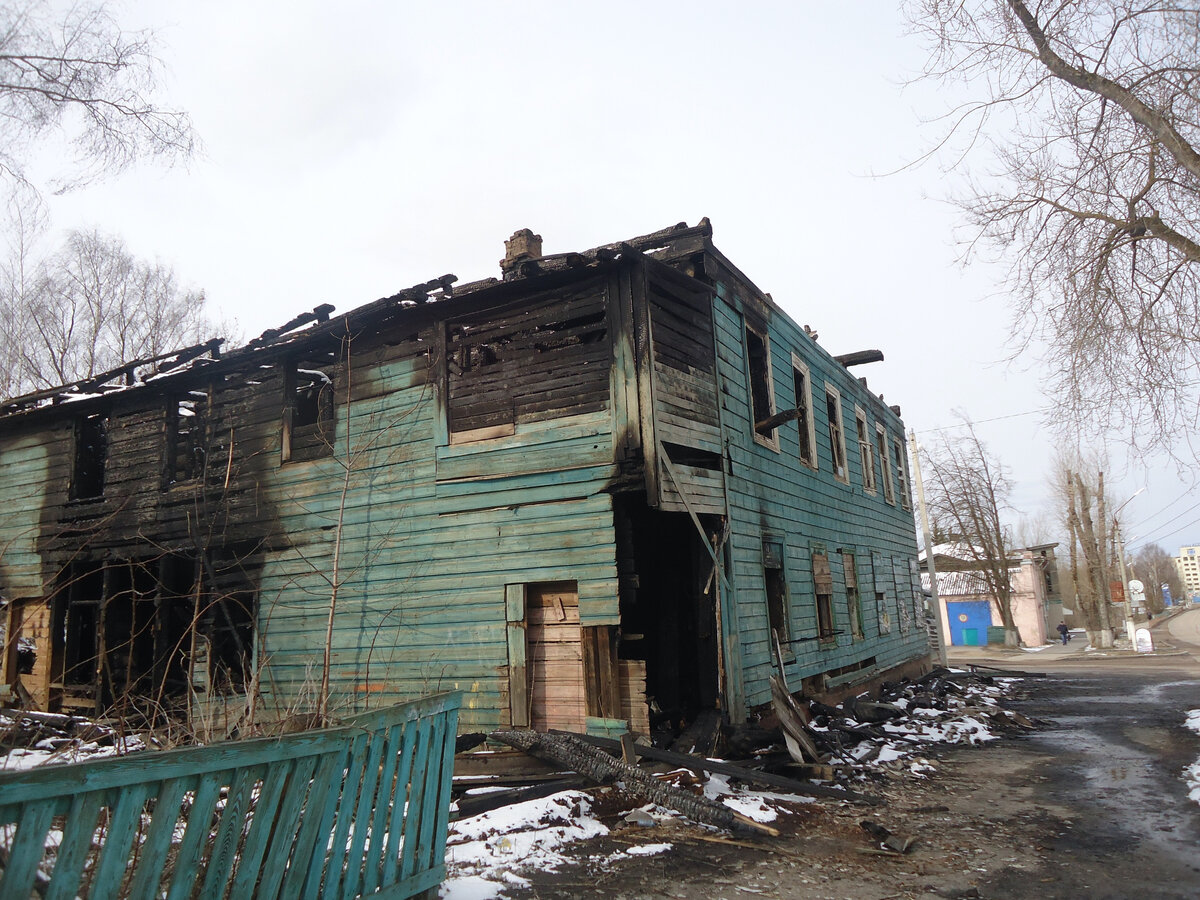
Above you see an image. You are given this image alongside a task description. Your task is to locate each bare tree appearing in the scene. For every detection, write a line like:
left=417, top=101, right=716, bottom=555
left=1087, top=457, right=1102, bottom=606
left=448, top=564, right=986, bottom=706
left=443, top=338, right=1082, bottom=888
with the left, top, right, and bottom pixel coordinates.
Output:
left=905, top=1, right=1200, bottom=454
left=923, top=423, right=1021, bottom=646
left=2, top=228, right=214, bottom=397
left=0, top=0, right=196, bottom=194
left=1050, top=456, right=1124, bottom=646
left=1131, top=542, right=1184, bottom=611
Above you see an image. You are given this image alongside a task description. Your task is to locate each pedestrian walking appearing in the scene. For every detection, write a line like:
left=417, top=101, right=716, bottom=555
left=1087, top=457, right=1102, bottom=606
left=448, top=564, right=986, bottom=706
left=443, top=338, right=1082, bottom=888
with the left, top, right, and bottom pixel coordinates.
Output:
left=1056, top=621, right=1070, bottom=645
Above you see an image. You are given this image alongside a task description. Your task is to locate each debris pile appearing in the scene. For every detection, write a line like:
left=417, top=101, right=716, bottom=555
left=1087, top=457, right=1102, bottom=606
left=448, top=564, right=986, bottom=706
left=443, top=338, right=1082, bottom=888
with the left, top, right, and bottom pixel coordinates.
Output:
left=798, top=667, right=1039, bottom=776
left=0, top=709, right=145, bottom=771
left=444, top=667, right=1034, bottom=897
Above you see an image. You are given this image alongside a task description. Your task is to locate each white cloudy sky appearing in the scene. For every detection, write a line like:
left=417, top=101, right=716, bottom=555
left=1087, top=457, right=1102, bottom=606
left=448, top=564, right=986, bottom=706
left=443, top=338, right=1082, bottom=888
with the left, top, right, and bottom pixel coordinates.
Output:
left=22, top=1, right=1200, bottom=565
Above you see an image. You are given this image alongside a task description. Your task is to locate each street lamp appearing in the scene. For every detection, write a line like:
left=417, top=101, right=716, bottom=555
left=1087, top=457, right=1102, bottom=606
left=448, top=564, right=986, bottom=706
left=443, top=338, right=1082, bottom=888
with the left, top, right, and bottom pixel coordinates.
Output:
left=1112, top=488, right=1145, bottom=647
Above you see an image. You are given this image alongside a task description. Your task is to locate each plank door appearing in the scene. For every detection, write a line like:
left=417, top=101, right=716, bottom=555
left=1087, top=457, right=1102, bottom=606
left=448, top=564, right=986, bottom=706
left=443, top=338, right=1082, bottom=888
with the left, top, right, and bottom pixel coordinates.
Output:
left=527, top=581, right=586, bottom=732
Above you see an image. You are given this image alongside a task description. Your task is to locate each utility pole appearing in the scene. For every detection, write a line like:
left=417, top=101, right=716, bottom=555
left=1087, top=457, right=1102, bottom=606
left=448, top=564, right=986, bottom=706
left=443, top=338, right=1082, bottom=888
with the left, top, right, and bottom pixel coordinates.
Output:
left=909, top=430, right=948, bottom=665
left=1113, top=520, right=1137, bottom=647
left=1111, top=488, right=1144, bottom=647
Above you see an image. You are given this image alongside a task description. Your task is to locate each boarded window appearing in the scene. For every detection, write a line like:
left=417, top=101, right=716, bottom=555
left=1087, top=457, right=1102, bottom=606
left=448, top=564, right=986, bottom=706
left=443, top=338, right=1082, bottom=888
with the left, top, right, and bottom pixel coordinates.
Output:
left=843, top=551, right=864, bottom=639
left=813, top=551, right=836, bottom=641
left=166, top=390, right=208, bottom=484
left=825, top=387, right=848, bottom=483
left=447, top=286, right=608, bottom=442
left=763, top=540, right=789, bottom=647
left=855, top=408, right=875, bottom=493
left=283, top=360, right=335, bottom=462
left=876, top=425, right=895, bottom=504
left=792, top=357, right=816, bottom=468
left=70, top=412, right=108, bottom=500
left=744, top=324, right=776, bottom=441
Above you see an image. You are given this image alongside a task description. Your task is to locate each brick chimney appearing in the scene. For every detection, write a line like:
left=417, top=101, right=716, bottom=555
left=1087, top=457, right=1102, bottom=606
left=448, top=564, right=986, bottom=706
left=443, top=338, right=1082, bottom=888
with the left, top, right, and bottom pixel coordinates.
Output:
left=501, top=229, right=543, bottom=275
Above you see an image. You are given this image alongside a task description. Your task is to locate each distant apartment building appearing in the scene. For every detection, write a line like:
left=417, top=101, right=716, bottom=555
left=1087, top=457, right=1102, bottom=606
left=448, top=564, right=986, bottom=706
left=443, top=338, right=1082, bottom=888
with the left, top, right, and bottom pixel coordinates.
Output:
left=1175, top=546, right=1200, bottom=599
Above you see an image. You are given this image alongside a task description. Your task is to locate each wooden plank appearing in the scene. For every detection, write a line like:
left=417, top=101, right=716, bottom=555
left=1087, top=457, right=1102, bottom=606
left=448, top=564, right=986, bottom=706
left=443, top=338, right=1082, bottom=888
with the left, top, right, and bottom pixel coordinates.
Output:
left=0, top=799, right=55, bottom=900
left=42, top=793, right=104, bottom=900
left=125, top=777, right=190, bottom=900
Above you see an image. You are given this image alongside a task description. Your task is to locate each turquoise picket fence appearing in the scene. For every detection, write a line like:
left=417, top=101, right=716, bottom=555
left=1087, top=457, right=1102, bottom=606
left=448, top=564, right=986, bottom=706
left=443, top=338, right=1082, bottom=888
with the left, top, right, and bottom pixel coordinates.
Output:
left=0, top=691, right=461, bottom=899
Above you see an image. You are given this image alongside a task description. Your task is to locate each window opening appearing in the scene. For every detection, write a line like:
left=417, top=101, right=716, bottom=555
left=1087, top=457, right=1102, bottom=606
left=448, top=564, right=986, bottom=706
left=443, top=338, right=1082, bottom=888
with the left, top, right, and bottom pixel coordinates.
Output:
left=744, top=325, right=776, bottom=442
left=855, top=408, right=875, bottom=493
left=876, top=425, right=895, bottom=504
left=791, top=357, right=815, bottom=468
left=825, top=387, right=848, bottom=483
left=70, top=412, right=108, bottom=500
left=763, top=540, right=789, bottom=648
left=843, top=551, right=864, bottom=639
left=167, top=390, right=208, bottom=484
left=876, top=590, right=891, bottom=633
left=283, top=359, right=335, bottom=462
left=893, top=438, right=911, bottom=509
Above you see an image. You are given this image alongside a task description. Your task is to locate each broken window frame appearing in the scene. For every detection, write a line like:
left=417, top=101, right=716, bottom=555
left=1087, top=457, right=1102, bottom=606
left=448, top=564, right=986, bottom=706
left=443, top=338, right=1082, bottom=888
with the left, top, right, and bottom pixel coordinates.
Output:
left=876, top=424, right=895, bottom=504
left=855, top=407, right=876, bottom=494
left=824, top=386, right=848, bottom=484
left=49, top=551, right=257, bottom=715
left=791, top=354, right=817, bottom=470
left=843, top=550, right=865, bottom=640
left=893, top=437, right=912, bottom=510
left=744, top=322, right=779, bottom=450
left=69, top=411, right=109, bottom=501
left=164, top=388, right=210, bottom=486
left=282, top=359, right=335, bottom=463
left=763, top=539, right=791, bottom=654
left=813, top=550, right=836, bottom=642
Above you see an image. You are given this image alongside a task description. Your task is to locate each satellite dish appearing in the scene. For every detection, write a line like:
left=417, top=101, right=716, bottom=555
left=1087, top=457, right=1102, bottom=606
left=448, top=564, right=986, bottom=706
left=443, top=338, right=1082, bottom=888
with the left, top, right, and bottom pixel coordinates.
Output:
left=1129, top=579, right=1144, bottom=593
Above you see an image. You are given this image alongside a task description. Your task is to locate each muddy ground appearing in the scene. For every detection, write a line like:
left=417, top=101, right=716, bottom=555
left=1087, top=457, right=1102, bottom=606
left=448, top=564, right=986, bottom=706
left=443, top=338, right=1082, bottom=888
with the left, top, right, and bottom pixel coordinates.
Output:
left=510, top=612, right=1200, bottom=899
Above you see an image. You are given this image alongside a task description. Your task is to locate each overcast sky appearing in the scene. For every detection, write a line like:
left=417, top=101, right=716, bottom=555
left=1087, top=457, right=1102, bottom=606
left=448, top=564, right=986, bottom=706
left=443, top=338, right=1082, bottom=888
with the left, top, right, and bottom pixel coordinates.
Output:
left=25, top=1, right=1200, bottom=565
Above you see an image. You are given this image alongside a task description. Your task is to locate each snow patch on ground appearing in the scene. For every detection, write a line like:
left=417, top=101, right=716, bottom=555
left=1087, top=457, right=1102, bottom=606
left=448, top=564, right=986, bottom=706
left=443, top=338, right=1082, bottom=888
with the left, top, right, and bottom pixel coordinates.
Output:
left=442, top=791, right=607, bottom=899
left=1182, top=709, right=1200, bottom=805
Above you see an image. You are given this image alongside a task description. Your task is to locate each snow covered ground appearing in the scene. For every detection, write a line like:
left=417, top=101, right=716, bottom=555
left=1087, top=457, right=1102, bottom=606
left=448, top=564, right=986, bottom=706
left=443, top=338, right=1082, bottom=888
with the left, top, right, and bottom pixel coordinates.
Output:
left=0, top=710, right=145, bottom=772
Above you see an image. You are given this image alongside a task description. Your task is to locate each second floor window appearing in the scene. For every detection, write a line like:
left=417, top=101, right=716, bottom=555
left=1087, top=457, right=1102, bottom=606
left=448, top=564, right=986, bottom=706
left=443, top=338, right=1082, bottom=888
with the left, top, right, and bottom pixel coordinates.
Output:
left=282, top=360, right=335, bottom=462
left=876, top=425, right=895, bottom=504
left=792, top=357, right=816, bottom=468
left=744, top=324, right=776, bottom=444
left=855, top=408, right=875, bottom=493
left=825, top=387, right=848, bottom=483
left=167, top=391, right=208, bottom=484
left=70, top=411, right=108, bottom=500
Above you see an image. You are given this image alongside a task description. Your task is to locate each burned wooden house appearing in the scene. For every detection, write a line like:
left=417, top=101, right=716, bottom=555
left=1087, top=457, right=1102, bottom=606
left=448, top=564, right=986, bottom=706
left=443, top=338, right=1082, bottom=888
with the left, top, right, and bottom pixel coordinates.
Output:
left=0, top=220, right=931, bottom=734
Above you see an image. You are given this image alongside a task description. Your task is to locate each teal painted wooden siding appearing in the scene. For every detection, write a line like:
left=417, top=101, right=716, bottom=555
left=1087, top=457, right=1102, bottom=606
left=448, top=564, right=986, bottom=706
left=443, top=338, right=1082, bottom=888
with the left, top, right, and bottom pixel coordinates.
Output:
left=254, top=308, right=621, bottom=730
left=708, top=272, right=928, bottom=709
left=0, top=431, right=49, bottom=599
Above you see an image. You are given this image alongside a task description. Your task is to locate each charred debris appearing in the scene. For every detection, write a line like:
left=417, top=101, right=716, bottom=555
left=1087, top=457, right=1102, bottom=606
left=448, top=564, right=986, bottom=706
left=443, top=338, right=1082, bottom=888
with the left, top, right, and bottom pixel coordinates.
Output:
left=451, top=666, right=1038, bottom=838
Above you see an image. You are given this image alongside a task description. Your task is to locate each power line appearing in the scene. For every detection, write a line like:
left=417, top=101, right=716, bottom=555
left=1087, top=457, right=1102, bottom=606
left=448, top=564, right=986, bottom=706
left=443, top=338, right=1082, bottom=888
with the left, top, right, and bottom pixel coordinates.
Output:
left=918, top=407, right=1051, bottom=435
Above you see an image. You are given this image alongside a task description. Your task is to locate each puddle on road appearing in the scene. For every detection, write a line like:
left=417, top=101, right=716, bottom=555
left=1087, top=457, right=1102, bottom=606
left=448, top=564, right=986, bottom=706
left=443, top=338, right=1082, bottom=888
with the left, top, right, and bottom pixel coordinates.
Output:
left=1030, top=716, right=1200, bottom=862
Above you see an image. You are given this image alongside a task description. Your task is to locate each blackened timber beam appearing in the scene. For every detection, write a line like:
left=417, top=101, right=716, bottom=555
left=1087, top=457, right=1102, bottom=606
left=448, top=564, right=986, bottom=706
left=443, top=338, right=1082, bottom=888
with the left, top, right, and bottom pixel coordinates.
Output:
left=565, top=732, right=880, bottom=805
left=755, top=407, right=801, bottom=433
left=835, top=350, right=884, bottom=367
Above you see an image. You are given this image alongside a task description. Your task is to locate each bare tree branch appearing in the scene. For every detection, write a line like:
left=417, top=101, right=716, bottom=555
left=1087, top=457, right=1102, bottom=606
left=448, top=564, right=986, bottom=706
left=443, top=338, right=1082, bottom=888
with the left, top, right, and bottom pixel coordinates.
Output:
left=906, top=1, right=1200, bottom=456
left=0, top=1, right=196, bottom=195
